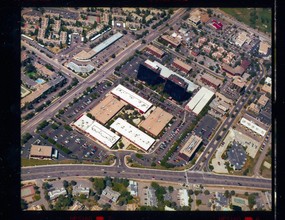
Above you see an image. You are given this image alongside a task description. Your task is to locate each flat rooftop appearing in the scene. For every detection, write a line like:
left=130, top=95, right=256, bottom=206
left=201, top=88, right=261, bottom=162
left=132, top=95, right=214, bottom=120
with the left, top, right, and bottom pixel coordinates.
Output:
left=89, top=95, right=125, bottom=124
left=201, top=74, right=222, bottom=87
left=146, top=45, right=164, bottom=57
left=110, top=118, right=155, bottom=151
left=186, top=87, right=214, bottom=115
left=161, top=35, right=181, bottom=47
left=86, top=120, right=120, bottom=148
left=173, top=58, right=192, bottom=72
left=168, top=74, right=188, bottom=89
left=111, top=84, right=152, bottom=113
left=240, top=114, right=268, bottom=137
left=140, top=107, right=173, bottom=137
left=73, top=114, right=120, bottom=148
left=73, top=114, right=94, bottom=131
left=153, top=60, right=199, bottom=92
left=179, top=135, right=202, bottom=158
left=92, top=32, right=123, bottom=54
left=30, top=145, right=52, bottom=158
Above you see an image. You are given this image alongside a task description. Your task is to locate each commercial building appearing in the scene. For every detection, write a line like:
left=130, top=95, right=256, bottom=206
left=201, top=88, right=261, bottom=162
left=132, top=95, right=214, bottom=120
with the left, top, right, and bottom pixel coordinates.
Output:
left=67, top=62, right=95, bottom=73
left=29, top=145, right=53, bottom=160
left=86, top=120, right=121, bottom=148
left=153, top=60, right=199, bottom=92
left=188, top=15, right=201, bottom=27
left=230, top=77, right=246, bottom=92
left=240, top=115, right=267, bottom=137
left=211, top=19, right=223, bottom=30
left=259, top=41, right=270, bottom=55
left=222, top=64, right=245, bottom=76
left=261, top=84, right=271, bottom=94
left=186, top=87, right=215, bottom=115
left=161, top=35, right=181, bottom=48
left=110, top=118, right=155, bottom=151
left=74, top=32, right=123, bottom=61
left=145, top=45, right=165, bottom=58
left=235, top=32, right=251, bottom=47
left=137, top=61, right=163, bottom=86
left=140, top=107, right=173, bottom=137
left=172, top=58, right=192, bottom=74
left=200, top=74, right=222, bottom=89
left=227, top=141, right=247, bottom=170
left=178, top=135, right=203, bottom=161
left=111, top=84, right=152, bottom=113
left=89, top=95, right=125, bottom=124
left=247, top=103, right=260, bottom=114
left=73, top=114, right=94, bottom=131
left=257, top=94, right=269, bottom=107
left=164, top=74, right=190, bottom=102
left=73, top=114, right=120, bottom=148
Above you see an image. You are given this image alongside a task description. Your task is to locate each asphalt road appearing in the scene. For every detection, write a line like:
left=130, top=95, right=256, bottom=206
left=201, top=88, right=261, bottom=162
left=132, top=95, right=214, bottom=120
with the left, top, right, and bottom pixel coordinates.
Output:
left=21, top=163, right=271, bottom=190
left=21, top=8, right=187, bottom=135
left=193, top=61, right=266, bottom=172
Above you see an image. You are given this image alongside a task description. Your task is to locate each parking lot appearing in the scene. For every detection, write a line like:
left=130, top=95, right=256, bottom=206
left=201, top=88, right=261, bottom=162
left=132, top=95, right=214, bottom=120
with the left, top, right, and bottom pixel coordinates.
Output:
left=194, top=114, right=218, bottom=144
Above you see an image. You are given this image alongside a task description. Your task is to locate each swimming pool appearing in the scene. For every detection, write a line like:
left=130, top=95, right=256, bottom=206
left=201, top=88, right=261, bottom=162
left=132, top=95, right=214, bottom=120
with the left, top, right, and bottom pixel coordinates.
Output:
left=35, top=78, right=46, bottom=84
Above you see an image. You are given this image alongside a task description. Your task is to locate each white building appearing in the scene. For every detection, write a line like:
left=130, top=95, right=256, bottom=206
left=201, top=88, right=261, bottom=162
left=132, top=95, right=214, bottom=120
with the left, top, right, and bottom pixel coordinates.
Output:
left=240, top=117, right=267, bottom=137
left=111, top=84, right=152, bottom=113
left=265, top=77, right=272, bottom=85
left=73, top=114, right=120, bottom=148
left=259, top=41, right=270, bottom=55
left=48, top=188, right=67, bottom=200
left=186, top=87, right=215, bottom=115
left=110, top=118, right=155, bottom=151
left=73, top=114, right=94, bottom=131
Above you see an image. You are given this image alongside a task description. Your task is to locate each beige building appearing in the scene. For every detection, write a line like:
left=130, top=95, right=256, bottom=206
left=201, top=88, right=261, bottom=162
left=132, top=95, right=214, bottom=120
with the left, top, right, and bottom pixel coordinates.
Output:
left=261, top=84, right=271, bottom=94
left=89, top=95, right=125, bottom=124
left=29, top=145, right=53, bottom=160
left=257, top=94, right=269, bottom=107
left=247, top=103, right=260, bottom=114
left=259, top=41, right=270, bottom=55
left=178, top=135, right=203, bottom=161
left=161, top=35, right=181, bottom=48
left=140, top=107, right=173, bottom=137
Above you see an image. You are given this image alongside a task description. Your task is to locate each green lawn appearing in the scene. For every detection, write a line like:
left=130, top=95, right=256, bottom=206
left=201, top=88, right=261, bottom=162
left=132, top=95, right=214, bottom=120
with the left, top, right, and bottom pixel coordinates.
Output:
left=21, top=158, right=79, bottom=166
left=220, top=8, right=272, bottom=33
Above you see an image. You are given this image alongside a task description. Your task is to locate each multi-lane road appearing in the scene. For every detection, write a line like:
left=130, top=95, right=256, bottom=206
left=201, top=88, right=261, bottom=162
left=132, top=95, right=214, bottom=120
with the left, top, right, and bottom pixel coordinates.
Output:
left=21, top=8, right=271, bottom=192
left=21, top=163, right=271, bottom=190
left=193, top=61, right=267, bottom=172
left=21, top=8, right=187, bottom=135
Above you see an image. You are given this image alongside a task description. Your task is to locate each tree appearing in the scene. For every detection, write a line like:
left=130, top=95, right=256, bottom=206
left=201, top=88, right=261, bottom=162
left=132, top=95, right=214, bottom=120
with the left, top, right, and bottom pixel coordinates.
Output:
left=188, top=189, right=194, bottom=195
left=196, top=199, right=202, bottom=206
left=230, top=190, right=235, bottom=196
left=168, top=186, right=174, bottom=193
left=63, top=180, right=69, bottom=188
left=70, top=180, right=77, bottom=186
left=204, top=190, right=210, bottom=195
left=224, top=190, right=230, bottom=198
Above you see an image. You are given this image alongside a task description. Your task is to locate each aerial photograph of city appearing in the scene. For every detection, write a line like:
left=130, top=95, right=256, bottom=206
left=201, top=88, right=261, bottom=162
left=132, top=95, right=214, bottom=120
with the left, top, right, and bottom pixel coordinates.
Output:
left=20, top=7, right=272, bottom=213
